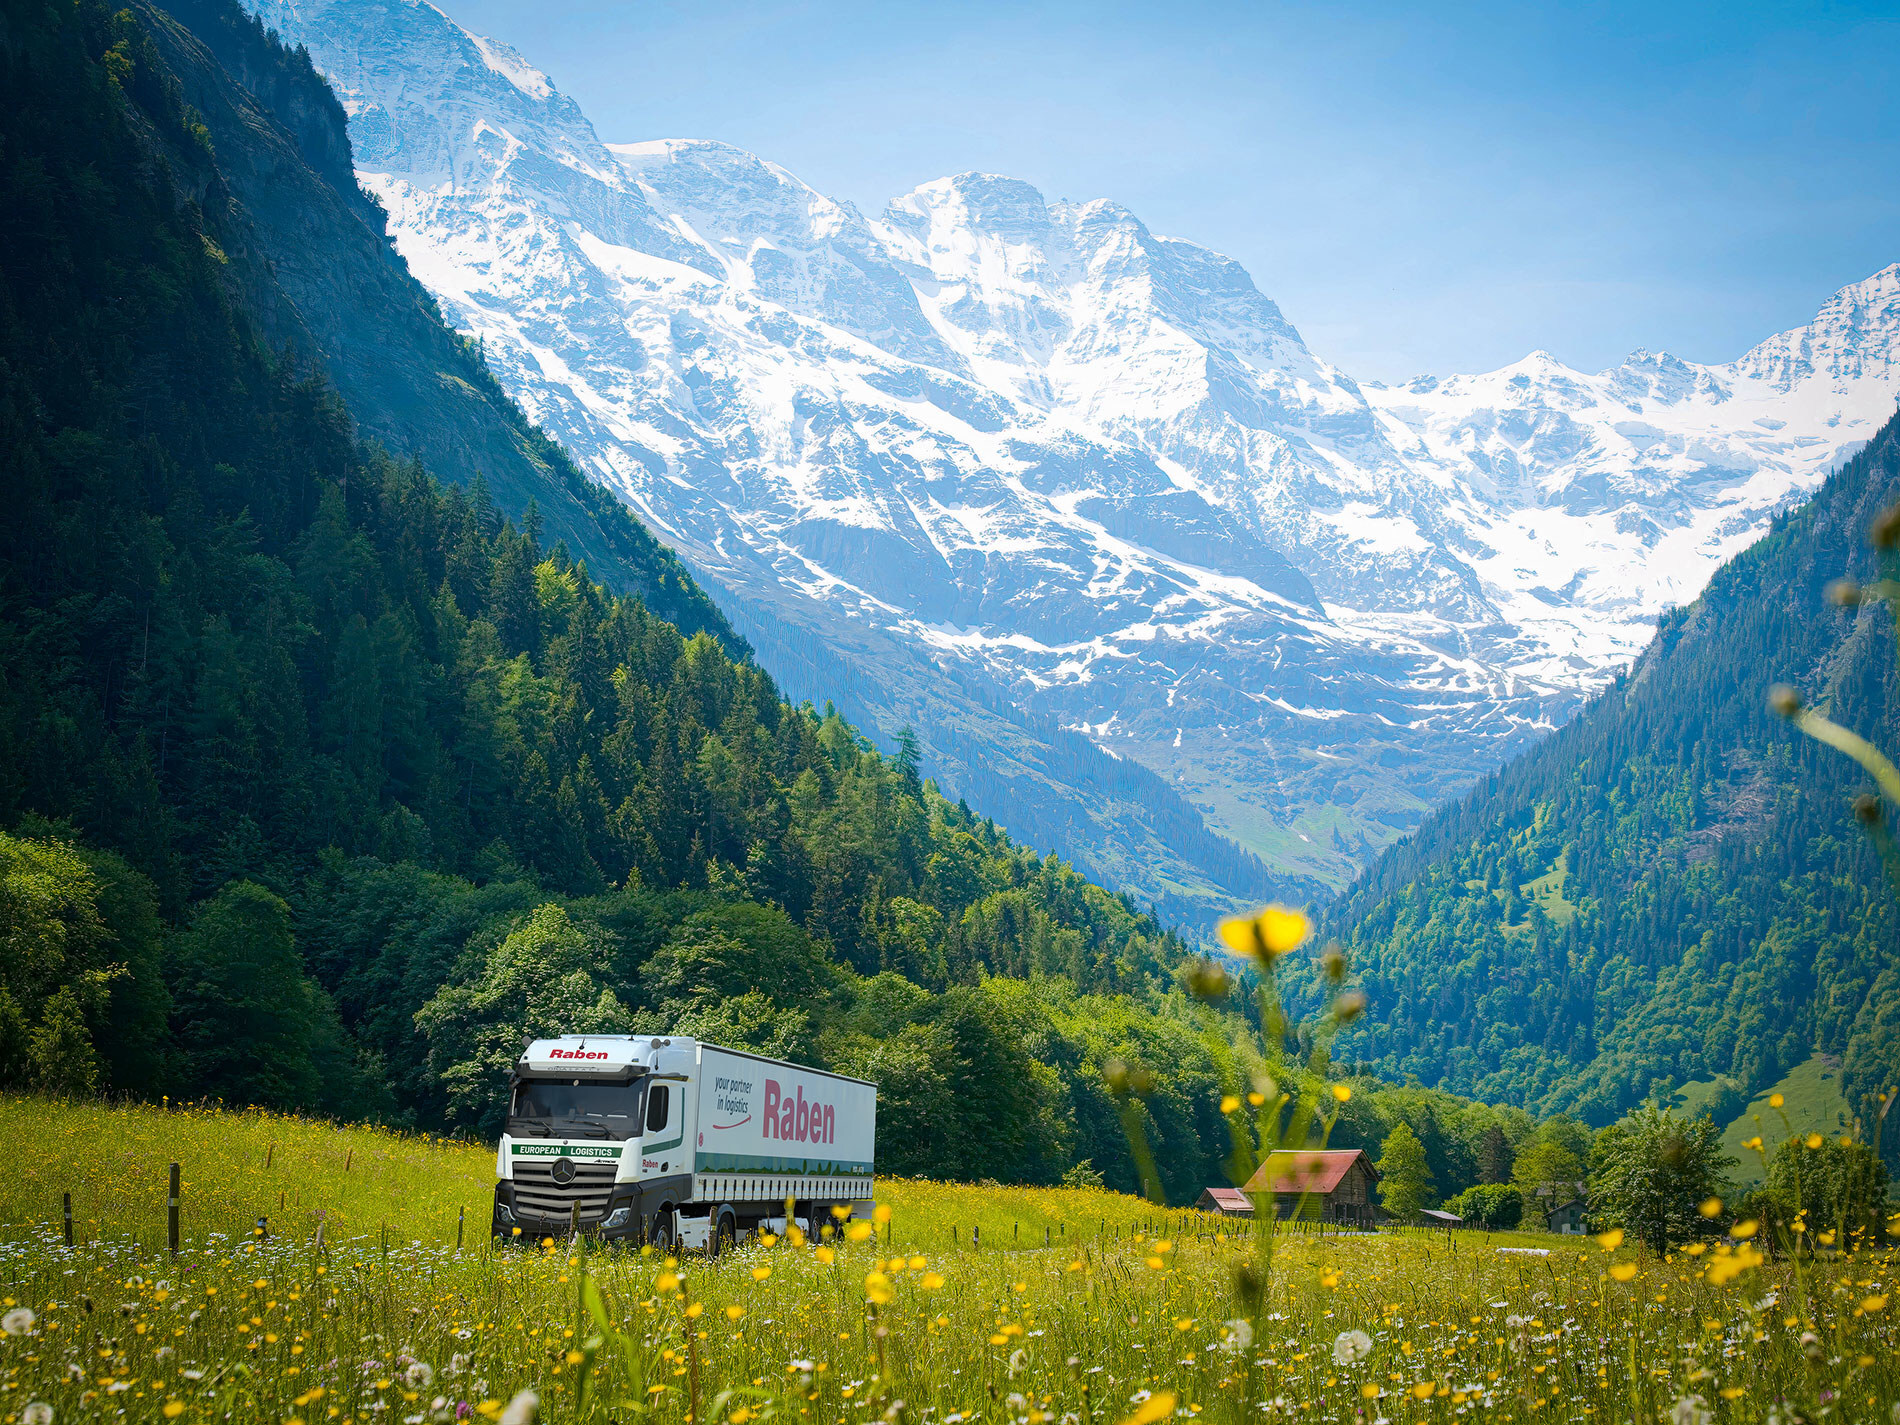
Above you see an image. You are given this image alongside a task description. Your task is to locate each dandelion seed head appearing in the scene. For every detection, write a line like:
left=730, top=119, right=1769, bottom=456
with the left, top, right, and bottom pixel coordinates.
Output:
left=1332, top=1329, right=1373, bottom=1365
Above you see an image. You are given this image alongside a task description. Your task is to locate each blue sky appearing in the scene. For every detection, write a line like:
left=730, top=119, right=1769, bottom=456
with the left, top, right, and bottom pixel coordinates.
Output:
left=437, top=0, right=1900, bottom=383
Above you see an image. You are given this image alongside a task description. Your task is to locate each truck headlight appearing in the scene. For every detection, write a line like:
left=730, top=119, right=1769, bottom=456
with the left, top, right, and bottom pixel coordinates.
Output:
left=495, top=1202, right=515, bottom=1224
left=601, top=1206, right=632, bottom=1231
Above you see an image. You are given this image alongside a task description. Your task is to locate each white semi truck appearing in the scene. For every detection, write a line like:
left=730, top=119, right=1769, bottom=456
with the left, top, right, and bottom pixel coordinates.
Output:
left=491, top=1035, right=877, bottom=1250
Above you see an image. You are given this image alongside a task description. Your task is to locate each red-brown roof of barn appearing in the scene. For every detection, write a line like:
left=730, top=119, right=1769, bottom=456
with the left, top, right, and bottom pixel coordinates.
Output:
left=1200, top=1187, right=1253, bottom=1210
left=1241, top=1149, right=1378, bottom=1195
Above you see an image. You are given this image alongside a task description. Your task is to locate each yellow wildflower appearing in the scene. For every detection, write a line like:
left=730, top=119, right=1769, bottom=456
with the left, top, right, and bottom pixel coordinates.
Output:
left=1119, top=1391, right=1177, bottom=1425
left=1217, top=906, right=1309, bottom=961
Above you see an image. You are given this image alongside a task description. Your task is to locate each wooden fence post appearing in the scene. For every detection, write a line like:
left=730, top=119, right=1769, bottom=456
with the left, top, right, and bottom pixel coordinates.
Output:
left=167, top=1163, right=180, bottom=1256
left=458, top=1206, right=465, bottom=1251
left=62, top=1192, right=73, bottom=1249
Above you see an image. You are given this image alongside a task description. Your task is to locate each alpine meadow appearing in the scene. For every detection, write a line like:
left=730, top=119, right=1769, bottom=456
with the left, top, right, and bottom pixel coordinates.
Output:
left=3, top=1, right=1900, bottom=1423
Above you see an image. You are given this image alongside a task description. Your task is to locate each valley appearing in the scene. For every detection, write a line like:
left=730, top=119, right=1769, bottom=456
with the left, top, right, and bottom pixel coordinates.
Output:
left=2, top=4, right=1899, bottom=1416
left=251, top=0, right=1900, bottom=925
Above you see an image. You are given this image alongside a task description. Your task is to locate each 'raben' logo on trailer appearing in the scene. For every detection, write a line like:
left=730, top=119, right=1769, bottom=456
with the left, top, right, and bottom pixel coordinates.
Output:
left=548, top=1048, right=608, bottom=1060
left=762, top=1079, right=835, bottom=1144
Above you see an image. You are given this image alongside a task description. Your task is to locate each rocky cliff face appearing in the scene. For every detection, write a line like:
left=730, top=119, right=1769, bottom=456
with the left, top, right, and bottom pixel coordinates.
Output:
left=245, top=0, right=1900, bottom=918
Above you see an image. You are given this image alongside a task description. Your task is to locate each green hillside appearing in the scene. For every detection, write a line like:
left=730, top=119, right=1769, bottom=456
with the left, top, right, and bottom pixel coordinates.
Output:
left=1720, top=1054, right=1857, bottom=1186
left=1303, top=404, right=1900, bottom=1150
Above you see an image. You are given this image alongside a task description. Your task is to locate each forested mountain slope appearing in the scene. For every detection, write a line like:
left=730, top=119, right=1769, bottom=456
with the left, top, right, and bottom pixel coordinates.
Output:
left=1308, top=406, right=1900, bottom=1143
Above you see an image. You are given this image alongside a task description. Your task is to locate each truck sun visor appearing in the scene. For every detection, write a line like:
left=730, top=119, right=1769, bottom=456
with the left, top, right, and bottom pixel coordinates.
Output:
left=518, top=1036, right=647, bottom=1077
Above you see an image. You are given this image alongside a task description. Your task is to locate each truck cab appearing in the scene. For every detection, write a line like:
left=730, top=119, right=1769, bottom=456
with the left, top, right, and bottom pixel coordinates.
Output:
left=492, top=1034, right=695, bottom=1246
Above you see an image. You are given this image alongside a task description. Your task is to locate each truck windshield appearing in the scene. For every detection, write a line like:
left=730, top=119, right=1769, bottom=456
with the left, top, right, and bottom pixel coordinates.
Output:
left=508, top=1079, right=643, bottom=1138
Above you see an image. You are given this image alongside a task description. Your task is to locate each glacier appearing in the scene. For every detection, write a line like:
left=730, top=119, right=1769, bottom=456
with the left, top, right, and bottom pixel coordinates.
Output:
left=249, top=0, right=1900, bottom=918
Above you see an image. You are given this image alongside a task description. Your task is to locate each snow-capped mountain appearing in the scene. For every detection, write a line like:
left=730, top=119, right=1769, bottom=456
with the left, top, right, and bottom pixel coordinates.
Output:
left=251, top=0, right=1900, bottom=909
left=1364, top=267, right=1900, bottom=684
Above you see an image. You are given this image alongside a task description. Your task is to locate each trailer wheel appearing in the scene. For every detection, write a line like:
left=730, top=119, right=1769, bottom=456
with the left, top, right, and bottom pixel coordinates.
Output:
left=712, top=1212, right=737, bottom=1256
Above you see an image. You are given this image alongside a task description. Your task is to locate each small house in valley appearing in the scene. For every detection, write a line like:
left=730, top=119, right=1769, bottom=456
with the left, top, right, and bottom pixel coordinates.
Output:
left=1196, top=1187, right=1255, bottom=1217
left=1537, top=1184, right=1588, bottom=1234
left=1240, top=1149, right=1380, bottom=1226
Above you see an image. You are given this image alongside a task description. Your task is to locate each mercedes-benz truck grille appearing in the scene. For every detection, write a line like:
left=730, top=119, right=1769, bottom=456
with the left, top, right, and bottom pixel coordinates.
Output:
left=511, top=1159, right=620, bottom=1225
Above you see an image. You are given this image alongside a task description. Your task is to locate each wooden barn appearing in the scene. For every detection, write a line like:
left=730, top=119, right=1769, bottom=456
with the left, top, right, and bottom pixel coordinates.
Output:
left=1241, top=1149, right=1380, bottom=1226
left=1196, top=1187, right=1255, bottom=1217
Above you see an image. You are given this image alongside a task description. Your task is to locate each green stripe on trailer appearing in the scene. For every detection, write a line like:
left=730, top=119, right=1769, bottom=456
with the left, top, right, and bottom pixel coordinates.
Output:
left=695, top=1150, right=873, bottom=1175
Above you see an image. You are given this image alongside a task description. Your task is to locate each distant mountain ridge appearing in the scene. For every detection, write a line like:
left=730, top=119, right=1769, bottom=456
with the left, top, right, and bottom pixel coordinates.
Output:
left=250, top=0, right=1900, bottom=922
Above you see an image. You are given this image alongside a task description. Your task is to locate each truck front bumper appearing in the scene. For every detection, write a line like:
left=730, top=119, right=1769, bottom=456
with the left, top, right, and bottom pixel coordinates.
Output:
left=492, top=1183, right=642, bottom=1242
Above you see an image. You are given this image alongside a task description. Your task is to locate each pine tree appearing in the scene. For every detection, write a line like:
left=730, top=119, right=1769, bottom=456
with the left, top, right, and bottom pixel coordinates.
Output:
left=1479, top=1123, right=1512, bottom=1184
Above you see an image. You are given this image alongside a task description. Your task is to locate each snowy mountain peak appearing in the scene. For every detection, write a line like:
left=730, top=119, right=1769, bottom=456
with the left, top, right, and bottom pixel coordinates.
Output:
left=889, top=172, right=1056, bottom=236
left=464, top=27, right=553, bottom=101
left=252, top=0, right=616, bottom=186
left=610, top=139, right=867, bottom=252
left=1731, top=262, right=1900, bottom=389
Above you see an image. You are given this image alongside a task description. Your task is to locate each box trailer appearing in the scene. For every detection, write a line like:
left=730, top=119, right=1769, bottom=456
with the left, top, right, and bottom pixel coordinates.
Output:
left=491, top=1034, right=876, bottom=1250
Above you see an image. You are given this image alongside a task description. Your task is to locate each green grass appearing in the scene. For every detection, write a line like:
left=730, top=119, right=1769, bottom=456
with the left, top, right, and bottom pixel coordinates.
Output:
left=1666, top=1073, right=1745, bottom=1123
left=1518, top=849, right=1576, bottom=927
left=1719, top=1054, right=1858, bottom=1186
left=1, top=1098, right=1896, bottom=1424
left=0, top=1099, right=1207, bottom=1255
left=1142, top=734, right=1438, bottom=893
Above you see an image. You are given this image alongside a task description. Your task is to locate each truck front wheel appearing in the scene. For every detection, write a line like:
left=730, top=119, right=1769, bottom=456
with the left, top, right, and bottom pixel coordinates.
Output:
left=712, top=1212, right=737, bottom=1256
left=649, top=1211, right=676, bottom=1254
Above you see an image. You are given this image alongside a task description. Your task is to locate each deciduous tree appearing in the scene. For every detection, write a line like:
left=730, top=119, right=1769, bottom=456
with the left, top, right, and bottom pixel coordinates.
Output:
left=1377, top=1121, right=1435, bottom=1219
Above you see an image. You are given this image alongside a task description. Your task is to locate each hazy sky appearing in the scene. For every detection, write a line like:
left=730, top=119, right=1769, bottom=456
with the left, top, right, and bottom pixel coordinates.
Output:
left=436, top=0, right=1900, bottom=383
